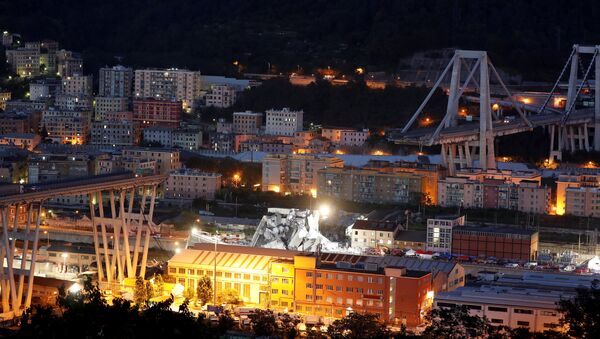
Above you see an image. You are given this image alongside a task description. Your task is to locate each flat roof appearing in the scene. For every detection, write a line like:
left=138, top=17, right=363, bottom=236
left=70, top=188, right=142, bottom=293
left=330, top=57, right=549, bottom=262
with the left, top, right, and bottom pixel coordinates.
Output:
left=435, top=285, right=571, bottom=310
left=454, top=226, right=537, bottom=236
left=353, top=220, right=399, bottom=232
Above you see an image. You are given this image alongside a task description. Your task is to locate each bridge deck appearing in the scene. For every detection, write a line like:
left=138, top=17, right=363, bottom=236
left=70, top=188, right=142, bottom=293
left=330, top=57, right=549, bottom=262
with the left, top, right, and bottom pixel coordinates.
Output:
left=390, top=109, right=595, bottom=144
left=0, top=173, right=169, bottom=206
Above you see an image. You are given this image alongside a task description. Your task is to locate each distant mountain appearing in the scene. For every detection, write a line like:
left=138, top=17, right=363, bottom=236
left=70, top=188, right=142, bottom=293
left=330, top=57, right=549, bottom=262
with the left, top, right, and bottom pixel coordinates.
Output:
left=2, top=0, right=599, bottom=80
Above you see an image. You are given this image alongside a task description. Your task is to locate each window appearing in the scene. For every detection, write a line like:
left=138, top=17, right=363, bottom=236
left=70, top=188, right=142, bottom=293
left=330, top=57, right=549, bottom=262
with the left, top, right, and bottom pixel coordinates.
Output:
left=282, top=290, right=289, bottom=296
left=282, top=267, right=289, bottom=273
left=356, top=288, right=364, bottom=293
left=346, top=287, right=353, bottom=292
left=326, top=273, right=334, bottom=279
left=357, top=276, right=364, bottom=282
left=347, top=275, right=353, bottom=282
left=326, top=285, right=333, bottom=291
left=272, top=289, right=278, bottom=294
left=488, top=306, right=508, bottom=312
left=272, top=277, right=279, bottom=283
left=336, top=297, right=343, bottom=304
left=316, top=272, right=322, bottom=278
left=541, top=311, right=557, bottom=316
left=514, top=309, right=533, bottom=315
left=315, top=284, right=323, bottom=289
left=224, top=272, right=232, bottom=278
left=282, top=278, right=290, bottom=284
left=517, top=321, right=530, bottom=327
left=316, top=295, right=323, bottom=301
left=346, top=298, right=353, bottom=305
left=306, top=283, right=313, bottom=289
left=336, top=286, right=343, bottom=292
left=336, top=274, right=344, bottom=280
left=178, top=268, right=185, bottom=274
left=437, top=302, right=456, bottom=308
left=306, top=272, right=313, bottom=277
left=465, top=305, right=482, bottom=310
left=490, top=319, right=503, bottom=324
left=306, top=295, right=313, bottom=301
left=169, top=267, right=176, bottom=273
left=326, top=296, right=333, bottom=303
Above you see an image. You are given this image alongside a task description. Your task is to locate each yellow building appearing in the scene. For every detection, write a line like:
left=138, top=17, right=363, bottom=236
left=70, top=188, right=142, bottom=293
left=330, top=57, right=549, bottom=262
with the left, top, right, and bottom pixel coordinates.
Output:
left=269, top=260, right=295, bottom=312
left=168, top=244, right=297, bottom=306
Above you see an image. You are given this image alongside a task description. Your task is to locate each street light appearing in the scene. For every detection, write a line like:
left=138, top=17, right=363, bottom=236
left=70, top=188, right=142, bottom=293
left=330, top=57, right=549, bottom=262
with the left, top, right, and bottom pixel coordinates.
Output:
left=213, top=231, right=219, bottom=306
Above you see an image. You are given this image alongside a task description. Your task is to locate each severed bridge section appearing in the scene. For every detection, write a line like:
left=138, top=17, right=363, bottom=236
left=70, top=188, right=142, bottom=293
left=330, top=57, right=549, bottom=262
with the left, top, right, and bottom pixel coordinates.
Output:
left=0, top=172, right=167, bottom=318
left=390, top=45, right=600, bottom=173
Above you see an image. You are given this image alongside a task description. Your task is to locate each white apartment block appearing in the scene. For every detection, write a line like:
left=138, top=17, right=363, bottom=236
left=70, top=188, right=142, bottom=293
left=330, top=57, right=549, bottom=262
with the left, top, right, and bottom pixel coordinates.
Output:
left=350, top=220, right=400, bottom=250
left=142, top=126, right=173, bottom=147
left=94, top=96, right=129, bottom=121
left=134, top=68, right=202, bottom=112
left=565, top=186, right=600, bottom=217
left=265, top=108, right=304, bottom=136
left=54, top=94, right=93, bottom=111
left=90, top=120, right=134, bottom=146
left=42, top=109, right=91, bottom=144
left=173, top=129, right=203, bottom=150
left=98, top=65, right=133, bottom=97
left=233, top=111, right=263, bottom=134
left=29, top=79, right=60, bottom=101
left=165, top=169, right=222, bottom=200
left=438, top=177, right=483, bottom=208
left=205, top=84, right=236, bottom=108
left=60, top=74, right=93, bottom=96
left=426, top=216, right=465, bottom=253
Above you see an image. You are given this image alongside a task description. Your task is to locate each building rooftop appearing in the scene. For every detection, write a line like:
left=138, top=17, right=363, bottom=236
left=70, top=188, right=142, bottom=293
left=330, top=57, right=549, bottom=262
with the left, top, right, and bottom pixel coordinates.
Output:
left=364, top=256, right=460, bottom=275
left=170, top=168, right=221, bottom=177
left=453, top=226, right=537, bottom=236
left=353, top=219, right=399, bottom=232
left=394, top=230, right=426, bottom=243
left=435, top=285, right=570, bottom=310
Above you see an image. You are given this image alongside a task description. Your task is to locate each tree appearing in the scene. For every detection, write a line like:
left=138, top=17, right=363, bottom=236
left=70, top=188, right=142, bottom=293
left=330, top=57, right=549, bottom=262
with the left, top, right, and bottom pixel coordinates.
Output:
left=154, top=274, right=164, bottom=297
left=327, top=312, right=390, bottom=339
left=557, top=280, right=600, bottom=338
left=278, top=312, right=301, bottom=339
left=423, top=305, right=491, bottom=339
left=133, top=276, right=148, bottom=306
left=217, top=288, right=240, bottom=306
left=249, top=309, right=278, bottom=337
left=183, top=286, right=196, bottom=300
left=196, top=275, right=213, bottom=306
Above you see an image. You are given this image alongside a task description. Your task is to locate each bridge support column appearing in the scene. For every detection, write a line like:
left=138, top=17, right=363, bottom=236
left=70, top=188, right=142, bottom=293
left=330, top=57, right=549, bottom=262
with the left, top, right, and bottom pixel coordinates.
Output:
left=89, top=184, right=160, bottom=289
left=0, top=202, right=43, bottom=317
left=595, top=45, right=600, bottom=150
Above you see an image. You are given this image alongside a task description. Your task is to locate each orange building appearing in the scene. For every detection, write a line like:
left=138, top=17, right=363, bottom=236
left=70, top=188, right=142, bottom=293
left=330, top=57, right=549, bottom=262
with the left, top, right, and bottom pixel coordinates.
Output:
left=294, top=254, right=432, bottom=327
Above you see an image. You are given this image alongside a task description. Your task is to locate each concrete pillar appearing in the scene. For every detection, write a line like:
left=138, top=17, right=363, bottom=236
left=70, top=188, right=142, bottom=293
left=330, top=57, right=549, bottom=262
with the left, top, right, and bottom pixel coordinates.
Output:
left=595, top=46, right=600, bottom=150
left=446, top=57, right=462, bottom=128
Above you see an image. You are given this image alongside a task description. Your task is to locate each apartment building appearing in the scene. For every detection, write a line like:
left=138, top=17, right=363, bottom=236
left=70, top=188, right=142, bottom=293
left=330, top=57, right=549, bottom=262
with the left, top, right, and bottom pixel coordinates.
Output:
left=133, top=99, right=182, bottom=128
left=165, top=169, right=222, bottom=200
left=425, top=216, right=466, bottom=253
left=205, top=84, right=236, bottom=108
left=41, top=109, right=91, bottom=144
left=60, top=74, right=93, bottom=96
left=233, top=111, right=263, bottom=134
left=265, top=108, right=304, bottom=136
left=339, top=130, right=369, bottom=146
left=54, top=94, right=93, bottom=111
left=438, top=176, right=550, bottom=213
left=262, top=154, right=343, bottom=195
left=556, top=173, right=600, bottom=216
left=134, top=68, right=202, bottom=111
left=0, top=91, right=9, bottom=110
left=56, top=49, right=83, bottom=77
left=173, top=129, right=203, bottom=150
left=94, top=96, right=129, bottom=121
left=29, top=78, right=60, bottom=101
left=317, top=167, right=425, bottom=205
left=143, top=127, right=203, bottom=150
left=351, top=220, right=400, bottom=250
left=565, top=186, right=600, bottom=217
left=121, top=148, right=181, bottom=175
left=28, top=153, right=92, bottom=183
left=5, top=46, right=40, bottom=77
left=98, top=65, right=133, bottom=97
left=0, top=133, right=41, bottom=151
left=90, top=120, right=135, bottom=146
